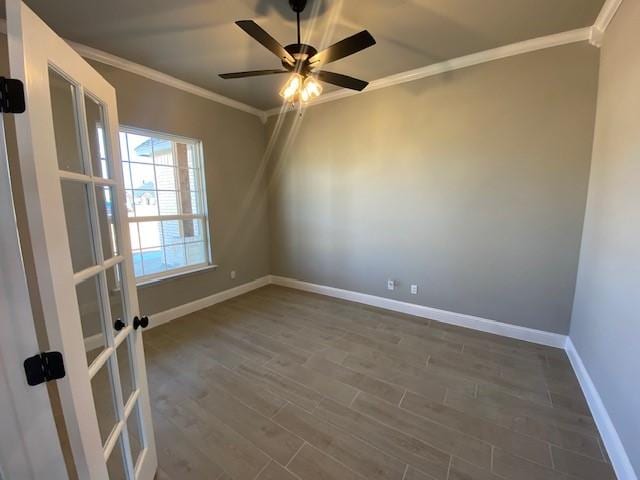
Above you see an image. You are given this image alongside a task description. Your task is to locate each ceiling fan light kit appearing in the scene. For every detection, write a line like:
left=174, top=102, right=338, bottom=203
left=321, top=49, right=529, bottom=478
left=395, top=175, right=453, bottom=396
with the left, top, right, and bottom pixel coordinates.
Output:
left=220, top=0, right=376, bottom=106
left=279, top=73, right=323, bottom=103
left=300, top=76, right=322, bottom=102
left=279, top=73, right=303, bottom=100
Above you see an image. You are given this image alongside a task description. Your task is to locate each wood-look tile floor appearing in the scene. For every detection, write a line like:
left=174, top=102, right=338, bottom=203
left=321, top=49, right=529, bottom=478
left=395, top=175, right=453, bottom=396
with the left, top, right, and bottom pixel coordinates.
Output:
left=142, top=285, right=616, bottom=480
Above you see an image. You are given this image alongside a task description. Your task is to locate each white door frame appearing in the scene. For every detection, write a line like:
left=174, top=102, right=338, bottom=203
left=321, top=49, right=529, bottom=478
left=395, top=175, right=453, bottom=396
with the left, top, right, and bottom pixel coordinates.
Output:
left=7, top=1, right=157, bottom=478
left=0, top=113, right=67, bottom=479
left=8, top=3, right=112, bottom=474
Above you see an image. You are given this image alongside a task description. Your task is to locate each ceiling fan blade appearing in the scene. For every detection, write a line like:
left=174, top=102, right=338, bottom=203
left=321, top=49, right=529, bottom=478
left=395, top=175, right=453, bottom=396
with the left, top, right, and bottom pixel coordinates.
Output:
left=219, top=69, right=289, bottom=79
left=317, top=71, right=369, bottom=91
left=309, top=30, right=376, bottom=66
left=236, top=20, right=295, bottom=64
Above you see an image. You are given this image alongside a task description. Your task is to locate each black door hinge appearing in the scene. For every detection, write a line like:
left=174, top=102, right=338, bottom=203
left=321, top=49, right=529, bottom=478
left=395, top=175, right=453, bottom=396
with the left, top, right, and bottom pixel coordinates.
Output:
left=0, top=77, right=26, bottom=114
left=23, top=351, right=66, bottom=386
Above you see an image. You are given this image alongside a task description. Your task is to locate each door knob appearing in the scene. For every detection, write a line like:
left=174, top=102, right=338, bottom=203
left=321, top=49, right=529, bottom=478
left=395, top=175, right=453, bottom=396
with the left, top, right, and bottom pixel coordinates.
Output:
left=133, top=315, right=149, bottom=330
left=114, top=319, right=125, bottom=331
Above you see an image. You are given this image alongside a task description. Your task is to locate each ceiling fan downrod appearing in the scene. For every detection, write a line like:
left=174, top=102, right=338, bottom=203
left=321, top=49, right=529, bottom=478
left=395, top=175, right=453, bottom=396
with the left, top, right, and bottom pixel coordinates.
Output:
left=289, top=0, right=307, bottom=45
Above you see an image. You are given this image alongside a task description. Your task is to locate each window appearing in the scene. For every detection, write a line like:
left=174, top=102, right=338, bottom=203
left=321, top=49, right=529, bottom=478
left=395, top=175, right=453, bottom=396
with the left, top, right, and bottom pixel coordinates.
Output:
left=119, top=128, right=211, bottom=283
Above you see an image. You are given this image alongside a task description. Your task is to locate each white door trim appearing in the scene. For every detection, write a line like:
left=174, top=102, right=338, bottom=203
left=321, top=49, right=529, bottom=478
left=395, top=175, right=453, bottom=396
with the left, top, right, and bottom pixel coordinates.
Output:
left=7, top=1, right=157, bottom=478
left=8, top=2, right=113, bottom=476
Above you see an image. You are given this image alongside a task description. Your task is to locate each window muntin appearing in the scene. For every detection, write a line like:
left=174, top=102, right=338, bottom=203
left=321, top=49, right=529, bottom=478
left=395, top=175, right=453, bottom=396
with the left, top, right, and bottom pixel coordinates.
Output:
left=118, top=128, right=210, bottom=283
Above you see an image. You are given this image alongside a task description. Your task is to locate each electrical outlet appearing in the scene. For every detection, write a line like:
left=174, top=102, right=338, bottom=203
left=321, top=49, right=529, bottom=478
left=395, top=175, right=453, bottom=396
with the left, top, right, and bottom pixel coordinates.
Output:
left=410, top=284, right=418, bottom=295
left=230, top=270, right=236, bottom=279
left=387, top=279, right=395, bottom=291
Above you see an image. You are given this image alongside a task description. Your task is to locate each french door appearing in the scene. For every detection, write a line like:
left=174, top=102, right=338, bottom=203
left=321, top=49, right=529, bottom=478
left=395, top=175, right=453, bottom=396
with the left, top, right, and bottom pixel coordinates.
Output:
left=7, top=0, right=157, bottom=479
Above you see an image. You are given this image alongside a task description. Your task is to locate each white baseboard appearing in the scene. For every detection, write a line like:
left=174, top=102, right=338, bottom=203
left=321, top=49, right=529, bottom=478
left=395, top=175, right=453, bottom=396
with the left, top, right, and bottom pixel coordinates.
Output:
left=149, top=275, right=271, bottom=329
left=83, top=272, right=634, bottom=478
left=270, top=275, right=636, bottom=476
left=269, top=275, right=567, bottom=348
left=565, top=338, right=638, bottom=480
left=85, top=273, right=566, bottom=349
left=83, top=275, right=271, bottom=351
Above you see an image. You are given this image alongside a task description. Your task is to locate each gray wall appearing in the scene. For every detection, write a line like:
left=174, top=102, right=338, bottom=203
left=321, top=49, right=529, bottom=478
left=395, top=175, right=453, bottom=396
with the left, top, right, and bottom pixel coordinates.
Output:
left=2, top=33, right=600, bottom=335
left=570, top=0, right=640, bottom=475
left=87, top=62, right=271, bottom=315
left=267, top=43, right=599, bottom=334
left=1, top=35, right=271, bottom=317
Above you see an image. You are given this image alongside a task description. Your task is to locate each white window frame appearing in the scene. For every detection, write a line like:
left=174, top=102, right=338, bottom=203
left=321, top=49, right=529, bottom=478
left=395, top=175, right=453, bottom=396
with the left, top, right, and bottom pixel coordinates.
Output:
left=120, top=126, right=213, bottom=285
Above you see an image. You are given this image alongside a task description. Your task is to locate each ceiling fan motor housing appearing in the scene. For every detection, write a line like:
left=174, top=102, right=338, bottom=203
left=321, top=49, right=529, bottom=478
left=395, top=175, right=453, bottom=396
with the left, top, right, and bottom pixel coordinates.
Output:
left=282, top=43, right=318, bottom=74
left=289, top=0, right=308, bottom=13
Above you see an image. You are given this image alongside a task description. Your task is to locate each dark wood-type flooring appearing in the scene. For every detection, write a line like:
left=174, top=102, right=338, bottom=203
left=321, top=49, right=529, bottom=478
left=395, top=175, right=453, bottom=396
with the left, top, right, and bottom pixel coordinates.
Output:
left=141, top=285, right=616, bottom=480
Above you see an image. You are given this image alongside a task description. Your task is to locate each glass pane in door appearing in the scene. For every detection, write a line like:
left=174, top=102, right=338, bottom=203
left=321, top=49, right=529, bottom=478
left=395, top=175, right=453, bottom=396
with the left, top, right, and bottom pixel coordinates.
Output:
left=116, top=338, right=135, bottom=405
left=77, top=275, right=107, bottom=365
left=84, top=94, right=110, bottom=179
left=61, top=180, right=97, bottom=273
left=106, top=435, right=128, bottom=480
left=95, top=185, right=119, bottom=260
left=105, top=263, right=126, bottom=336
left=48, top=68, right=84, bottom=174
left=90, top=362, right=118, bottom=446
left=127, top=403, right=144, bottom=468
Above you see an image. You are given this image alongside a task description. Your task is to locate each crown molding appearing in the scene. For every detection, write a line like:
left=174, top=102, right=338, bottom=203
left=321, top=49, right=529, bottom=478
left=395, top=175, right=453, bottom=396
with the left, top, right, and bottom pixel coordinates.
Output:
left=0, top=18, right=266, bottom=121
left=590, top=0, right=624, bottom=47
left=66, top=41, right=267, bottom=120
left=0, top=13, right=605, bottom=120
left=265, top=27, right=592, bottom=117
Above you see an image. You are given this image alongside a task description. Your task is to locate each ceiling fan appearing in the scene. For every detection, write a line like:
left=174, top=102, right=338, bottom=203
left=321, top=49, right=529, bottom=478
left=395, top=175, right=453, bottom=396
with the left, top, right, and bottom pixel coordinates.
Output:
left=219, top=0, right=376, bottom=104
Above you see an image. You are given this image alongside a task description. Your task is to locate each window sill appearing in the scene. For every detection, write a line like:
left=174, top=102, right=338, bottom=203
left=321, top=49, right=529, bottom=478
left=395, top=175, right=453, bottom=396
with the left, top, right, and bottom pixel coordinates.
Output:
left=136, top=264, right=218, bottom=288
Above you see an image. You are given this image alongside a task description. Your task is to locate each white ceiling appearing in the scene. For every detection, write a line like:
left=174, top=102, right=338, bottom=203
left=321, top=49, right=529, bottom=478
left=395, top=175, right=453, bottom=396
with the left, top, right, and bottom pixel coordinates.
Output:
left=9, top=0, right=604, bottom=110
